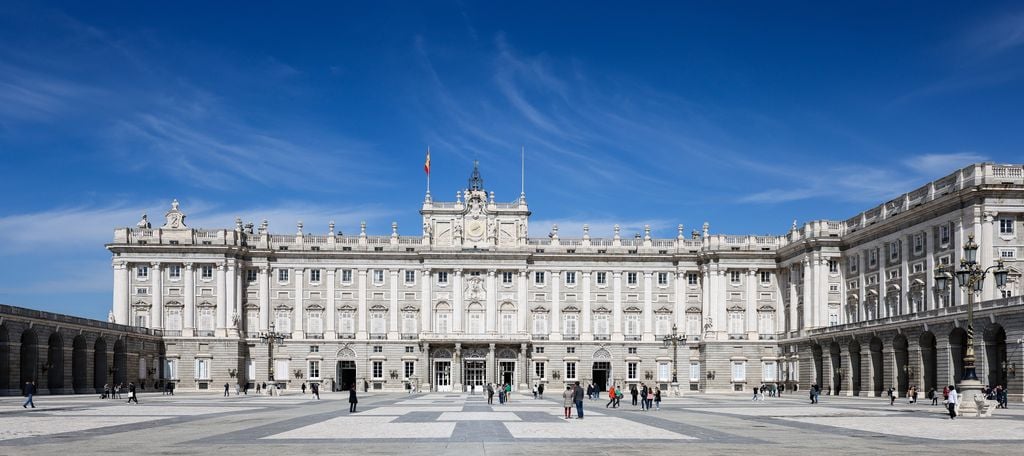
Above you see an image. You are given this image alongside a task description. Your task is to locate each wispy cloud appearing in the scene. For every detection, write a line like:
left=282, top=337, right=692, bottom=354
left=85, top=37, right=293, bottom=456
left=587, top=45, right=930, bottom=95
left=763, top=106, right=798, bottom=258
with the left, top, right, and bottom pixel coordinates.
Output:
left=959, top=11, right=1024, bottom=59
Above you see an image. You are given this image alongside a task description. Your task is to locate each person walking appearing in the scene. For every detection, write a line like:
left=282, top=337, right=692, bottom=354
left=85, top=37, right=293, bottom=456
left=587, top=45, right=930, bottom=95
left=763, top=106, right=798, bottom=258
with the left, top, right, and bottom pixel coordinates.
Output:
left=615, top=385, right=623, bottom=407
left=573, top=381, right=585, bottom=419
left=505, top=383, right=512, bottom=403
left=256, top=382, right=261, bottom=395
left=224, top=383, right=230, bottom=397
left=311, top=382, right=320, bottom=400
left=606, top=385, right=617, bottom=408
left=487, top=383, right=494, bottom=405
left=929, top=387, right=938, bottom=405
left=888, top=386, right=895, bottom=406
left=752, top=384, right=759, bottom=401
left=654, top=387, right=662, bottom=411
left=302, top=383, right=307, bottom=395
left=22, top=381, right=36, bottom=408
left=127, top=382, right=139, bottom=404
left=562, top=385, right=574, bottom=419
left=630, top=385, right=638, bottom=406
left=348, top=385, right=358, bottom=413
left=538, top=383, right=544, bottom=399
left=102, top=383, right=110, bottom=399
left=532, top=384, right=538, bottom=399
left=946, top=385, right=958, bottom=420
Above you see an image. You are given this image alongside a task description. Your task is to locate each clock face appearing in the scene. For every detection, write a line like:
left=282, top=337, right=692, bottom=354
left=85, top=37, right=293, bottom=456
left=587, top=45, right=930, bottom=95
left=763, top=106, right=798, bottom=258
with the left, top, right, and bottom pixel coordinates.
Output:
left=468, top=220, right=485, bottom=239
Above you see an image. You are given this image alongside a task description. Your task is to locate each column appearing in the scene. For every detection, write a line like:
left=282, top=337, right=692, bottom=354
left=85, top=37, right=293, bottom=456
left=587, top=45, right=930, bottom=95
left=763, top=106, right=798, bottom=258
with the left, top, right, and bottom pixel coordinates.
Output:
left=184, top=262, right=195, bottom=336
left=357, top=269, right=367, bottom=339
left=953, top=218, right=963, bottom=307
left=925, top=230, right=936, bottom=311
left=878, top=246, right=888, bottom=318
left=226, top=262, right=237, bottom=335
left=817, top=256, right=828, bottom=327
left=486, top=270, right=497, bottom=334
left=453, top=269, right=464, bottom=333
left=714, top=266, right=727, bottom=336
left=486, top=343, right=496, bottom=384
left=216, top=262, right=227, bottom=336
left=517, top=271, right=528, bottom=332
left=259, top=266, right=270, bottom=332
left=519, top=343, right=528, bottom=390
left=582, top=271, right=592, bottom=338
left=112, top=261, right=129, bottom=325
left=642, top=271, right=653, bottom=341
left=151, top=262, right=163, bottom=329
left=421, top=268, right=432, bottom=332
left=840, top=343, right=853, bottom=396
left=551, top=270, right=561, bottom=340
left=788, top=266, right=798, bottom=333
left=673, top=271, right=685, bottom=330
left=326, top=269, right=337, bottom=338
left=746, top=268, right=757, bottom=339
left=982, top=211, right=996, bottom=301
left=900, top=240, right=910, bottom=315
left=389, top=269, right=399, bottom=338
left=452, top=343, right=462, bottom=390
left=858, top=252, right=867, bottom=321
left=612, top=271, right=623, bottom=338
left=802, top=257, right=813, bottom=331
left=294, top=268, right=304, bottom=339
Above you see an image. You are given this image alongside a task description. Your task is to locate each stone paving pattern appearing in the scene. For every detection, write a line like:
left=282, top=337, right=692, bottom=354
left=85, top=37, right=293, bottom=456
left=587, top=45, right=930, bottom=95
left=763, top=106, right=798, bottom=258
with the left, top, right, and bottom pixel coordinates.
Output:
left=1, top=391, right=1022, bottom=455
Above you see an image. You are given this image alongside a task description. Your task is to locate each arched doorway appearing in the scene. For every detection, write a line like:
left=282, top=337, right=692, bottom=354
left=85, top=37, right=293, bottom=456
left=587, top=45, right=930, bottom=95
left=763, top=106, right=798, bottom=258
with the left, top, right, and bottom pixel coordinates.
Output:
left=94, top=338, right=108, bottom=391
left=870, top=336, right=884, bottom=396
left=335, top=347, right=357, bottom=392
left=985, top=325, right=1007, bottom=387
left=893, top=334, right=908, bottom=396
left=47, top=332, right=64, bottom=390
left=811, top=343, right=824, bottom=388
left=0, top=324, right=9, bottom=391
left=949, top=328, right=967, bottom=383
left=20, top=329, right=39, bottom=391
left=73, top=336, right=88, bottom=393
left=848, top=339, right=862, bottom=396
left=919, top=331, right=937, bottom=393
left=830, top=342, right=842, bottom=395
left=113, top=339, right=128, bottom=385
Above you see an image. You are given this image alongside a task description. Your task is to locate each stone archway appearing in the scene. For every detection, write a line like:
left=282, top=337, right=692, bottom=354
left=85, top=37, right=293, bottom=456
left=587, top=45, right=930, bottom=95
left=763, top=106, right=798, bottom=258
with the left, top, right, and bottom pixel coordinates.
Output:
left=20, top=329, right=39, bottom=389
left=985, top=325, right=1007, bottom=387
left=893, top=334, right=909, bottom=396
left=848, top=339, right=862, bottom=396
left=870, top=336, right=884, bottom=396
left=949, top=327, right=967, bottom=383
left=94, top=338, right=108, bottom=391
left=811, top=343, right=824, bottom=388
left=73, top=335, right=88, bottom=393
left=0, top=324, right=9, bottom=391
left=113, top=339, right=128, bottom=385
left=919, top=331, right=937, bottom=393
left=829, top=342, right=842, bottom=395
left=47, top=332, right=64, bottom=390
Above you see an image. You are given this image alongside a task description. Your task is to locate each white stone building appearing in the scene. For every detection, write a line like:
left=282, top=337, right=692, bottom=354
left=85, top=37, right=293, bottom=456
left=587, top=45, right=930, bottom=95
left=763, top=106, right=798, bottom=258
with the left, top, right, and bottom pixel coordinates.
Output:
left=107, top=162, right=1024, bottom=399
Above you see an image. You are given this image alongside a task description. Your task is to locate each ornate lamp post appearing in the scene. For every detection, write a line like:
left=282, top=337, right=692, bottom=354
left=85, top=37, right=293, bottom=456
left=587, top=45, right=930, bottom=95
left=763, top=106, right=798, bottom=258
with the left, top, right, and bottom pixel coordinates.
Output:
left=934, top=233, right=1009, bottom=405
left=259, top=323, right=286, bottom=384
left=663, top=324, right=685, bottom=395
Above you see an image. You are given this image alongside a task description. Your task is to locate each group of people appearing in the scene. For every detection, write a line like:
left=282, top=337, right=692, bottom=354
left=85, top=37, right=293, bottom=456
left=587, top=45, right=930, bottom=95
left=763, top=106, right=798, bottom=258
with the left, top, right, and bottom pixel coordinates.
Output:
left=887, top=385, right=922, bottom=405
left=983, top=384, right=1010, bottom=409
left=751, top=383, right=784, bottom=400
left=300, top=382, right=321, bottom=399
left=485, top=383, right=513, bottom=405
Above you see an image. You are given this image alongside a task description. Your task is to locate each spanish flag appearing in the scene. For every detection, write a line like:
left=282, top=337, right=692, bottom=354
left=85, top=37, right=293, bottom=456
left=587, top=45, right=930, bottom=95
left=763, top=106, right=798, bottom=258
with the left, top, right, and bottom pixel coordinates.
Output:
left=424, top=147, right=431, bottom=175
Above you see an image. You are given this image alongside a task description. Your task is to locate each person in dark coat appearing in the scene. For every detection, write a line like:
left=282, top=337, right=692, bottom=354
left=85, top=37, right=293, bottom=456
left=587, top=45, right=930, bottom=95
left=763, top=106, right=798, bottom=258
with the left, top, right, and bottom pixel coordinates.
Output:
left=127, top=382, right=139, bottom=404
left=537, top=383, right=545, bottom=399
left=349, top=386, right=358, bottom=413
left=573, top=381, right=585, bottom=419
left=22, top=381, right=36, bottom=408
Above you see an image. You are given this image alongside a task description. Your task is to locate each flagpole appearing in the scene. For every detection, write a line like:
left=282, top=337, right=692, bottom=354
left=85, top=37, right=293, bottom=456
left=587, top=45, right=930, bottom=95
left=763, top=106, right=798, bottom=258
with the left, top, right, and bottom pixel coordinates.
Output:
left=426, top=146, right=431, bottom=195
left=520, top=145, right=525, bottom=197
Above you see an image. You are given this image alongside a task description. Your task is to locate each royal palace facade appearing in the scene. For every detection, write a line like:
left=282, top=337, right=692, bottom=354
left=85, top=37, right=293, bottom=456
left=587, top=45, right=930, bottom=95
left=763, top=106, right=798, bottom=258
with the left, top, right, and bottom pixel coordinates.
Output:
left=90, top=162, right=1024, bottom=400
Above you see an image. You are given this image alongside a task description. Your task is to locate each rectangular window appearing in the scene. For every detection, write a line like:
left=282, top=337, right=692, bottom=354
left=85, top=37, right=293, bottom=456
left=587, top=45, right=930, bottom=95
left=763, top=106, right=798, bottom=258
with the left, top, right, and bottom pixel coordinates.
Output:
left=502, top=272, right=513, bottom=284
left=689, top=362, right=700, bottom=382
left=535, top=361, right=546, bottom=379
left=593, top=314, right=609, bottom=336
left=137, top=265, right=149, bottom=279
left=687, top=273, right=698, bottom=285
left=732, top=361, right=746, bottom=382
left=535, top=271, right=546, bottom=285
left=566, top=346, right=575, bottom=354
left=195, top=359, right=209, bottom=380
left=165, top=359, right=178, bottom=380
left=913, top=234, right=924, bottom=254
left=940, top=225, right=951, bottom=245
left=534, top=347, right=545, bottom=354
left=890, top=241, right=900, bottom=261
left=373, top=345, right=383, bottom=353
left=828, top=260, right=838, bottom=273
left=625, top=314, right=640, bottom=336
left=760, top=271, right=771, bottom=284
left=658, top=362, right=670, bottom=382
left=762, top=361, right=777, bottom=382
left=627, top=272, right=638, bottom=285
left=405, top=270, right=416, bottom=284
left=849, top=256, right=859, bottom=273
left=628, top=347, right=637, bottom=354
left=628, top=362, right=638, bottom=380
left=1000, top=218, right=1015, bottom=234
left=135, top=287, right=148, bottom=295
left=1000, top=248, right=1016, bottom=259
left=868, top=250, right=878, bottom=267
left=565, top=271, right=576, bottom=285
left=246, top=269, right=258, bottom=282
left=309, top=345, right=320, bottom=353
left=373, top=270, right=385, bottom=283
left=404, top=361, right=415, bottom=379
left=308, top=360, right=320, bottom=379
left=437, top=271, right=449, bottom=284
left=565, top=362, right=577, bottom=380
left=730, top=271, right=741, bottom=283
left=341, top=269, right=353, bottom=283
left=277, top=269, right=289, bottom=282
left=372, top=361, right=383, bottom=379
left=563, top=314, right=578, bottom=336
left=309, top=269, right=321, bottom=283
left=168, top=265, right=181, bottom=279
left=657, top=272, right=668, bottom=285
left=596, top=272, right=607, bottom=285
left=201, top=266, right=213, bottom=279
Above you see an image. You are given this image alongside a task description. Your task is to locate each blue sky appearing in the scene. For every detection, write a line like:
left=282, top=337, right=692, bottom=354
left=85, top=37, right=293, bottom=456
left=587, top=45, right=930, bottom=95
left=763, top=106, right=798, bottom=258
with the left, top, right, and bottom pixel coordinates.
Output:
left=1, top=1, right=1023, bottom=320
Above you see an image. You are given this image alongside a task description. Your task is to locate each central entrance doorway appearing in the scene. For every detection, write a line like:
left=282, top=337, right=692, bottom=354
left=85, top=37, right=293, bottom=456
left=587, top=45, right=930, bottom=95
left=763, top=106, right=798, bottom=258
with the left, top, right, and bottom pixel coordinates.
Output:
left=435, top=361, right=452, bottom=392
left=592, top=362, right=610, bottom=392
left=499, top=361, right=516, bottom=389
left=464, top=360, right=485, bottom=392
left=337, top=360, right=356, bottom=392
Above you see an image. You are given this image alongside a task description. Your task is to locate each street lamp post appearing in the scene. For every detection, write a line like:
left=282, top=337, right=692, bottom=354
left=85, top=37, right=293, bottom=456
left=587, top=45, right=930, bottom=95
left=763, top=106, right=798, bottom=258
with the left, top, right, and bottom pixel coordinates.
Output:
left=259, top=323, right=286, bottom=388
left=934, top=233, right=1009, bottom=411
left=663, top=324, right=686, bottom=396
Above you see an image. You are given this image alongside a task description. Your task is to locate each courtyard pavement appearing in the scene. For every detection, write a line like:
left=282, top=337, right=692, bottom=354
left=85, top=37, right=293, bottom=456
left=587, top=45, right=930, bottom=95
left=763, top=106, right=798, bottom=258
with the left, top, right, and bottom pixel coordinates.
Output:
left=1, top=390, right=1022, bottom=455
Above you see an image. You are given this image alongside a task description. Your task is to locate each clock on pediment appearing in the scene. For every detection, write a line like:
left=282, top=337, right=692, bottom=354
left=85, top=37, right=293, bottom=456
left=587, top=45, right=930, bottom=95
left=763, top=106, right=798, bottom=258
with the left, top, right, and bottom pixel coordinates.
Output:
left=467, top=219, right=485, bottom=240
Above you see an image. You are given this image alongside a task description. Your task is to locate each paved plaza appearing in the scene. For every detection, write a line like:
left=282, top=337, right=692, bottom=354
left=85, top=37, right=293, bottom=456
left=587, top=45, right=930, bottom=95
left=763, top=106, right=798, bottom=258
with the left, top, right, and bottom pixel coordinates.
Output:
left=1, top=391, right=1022, bottom=455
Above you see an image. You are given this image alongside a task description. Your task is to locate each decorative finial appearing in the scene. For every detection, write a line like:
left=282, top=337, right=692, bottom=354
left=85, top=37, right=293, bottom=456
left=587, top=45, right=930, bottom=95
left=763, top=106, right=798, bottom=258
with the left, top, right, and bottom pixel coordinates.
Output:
left=296, top=221, right=303, bottom=235
left=468, top=160, right=484, bottom=191
left=329, top=221, right=335, bottom=236
left=677, top=224, right=684, bottom=240
left=583, top=224, right=590, bottom=239
left=613, top=224, right=621, bottom=240
left=644, top=224, right=651, bottom=240
left=360, top=221, right=367, bottom=235
left=392, top=221, right=398, bottom=235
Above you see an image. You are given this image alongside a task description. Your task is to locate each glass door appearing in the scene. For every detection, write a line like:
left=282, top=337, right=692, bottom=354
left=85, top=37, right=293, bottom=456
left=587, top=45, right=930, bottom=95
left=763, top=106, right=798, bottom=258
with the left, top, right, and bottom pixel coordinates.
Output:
left=435, top=361, right=452, bottom=392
